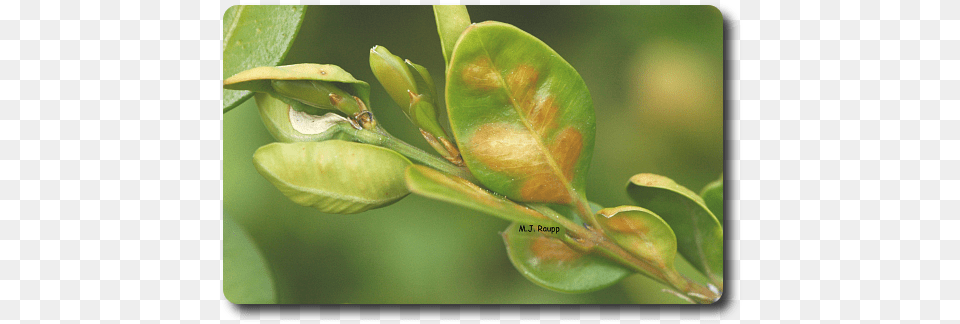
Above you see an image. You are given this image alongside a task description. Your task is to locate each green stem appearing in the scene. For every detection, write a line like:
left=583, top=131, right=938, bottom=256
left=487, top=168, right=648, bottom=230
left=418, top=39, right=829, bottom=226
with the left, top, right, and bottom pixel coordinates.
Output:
left=531, top=204, right=719, bottom=304
left=345, top=125, right=476, bottom=182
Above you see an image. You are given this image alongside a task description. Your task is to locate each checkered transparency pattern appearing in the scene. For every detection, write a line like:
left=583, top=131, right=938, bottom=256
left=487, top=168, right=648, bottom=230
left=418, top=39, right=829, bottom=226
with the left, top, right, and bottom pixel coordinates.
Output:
left=4, top=0, right=958, bottom=321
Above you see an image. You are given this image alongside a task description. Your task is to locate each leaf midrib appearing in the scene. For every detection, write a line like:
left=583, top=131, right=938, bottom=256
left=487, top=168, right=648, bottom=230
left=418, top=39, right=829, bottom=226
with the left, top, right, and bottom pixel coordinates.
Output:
left=474, top=28, right=577, bottom=200
left=223, top=5, right=245, bottom=51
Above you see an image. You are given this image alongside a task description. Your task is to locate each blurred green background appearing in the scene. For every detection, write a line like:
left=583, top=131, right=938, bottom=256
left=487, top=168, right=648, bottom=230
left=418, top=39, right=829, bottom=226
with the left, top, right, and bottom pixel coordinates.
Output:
left=224, top=5, right=723, bottom=304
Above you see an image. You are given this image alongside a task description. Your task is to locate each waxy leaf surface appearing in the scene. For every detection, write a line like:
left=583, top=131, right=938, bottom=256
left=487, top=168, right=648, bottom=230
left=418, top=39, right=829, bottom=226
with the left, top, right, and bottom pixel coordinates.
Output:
left=446, top=21, right=595, bottom=205
left=405, top=165, right=550, bottom=225
left=627, top=173, right=723, bottom=285
left=223, top=5, right=306, bottom=112
left=502, top=222, right=630, bottom=293
left=224, top=64, right=371, bottom=115
left=254, top=141, right=411, bottom=214
left=223, top=213, right=276, bottom=304
left=254, top=93, right=353, bottom=143
left=597, top=206, right=678, bottom=270
left=700, top=175, right=724, bottom=225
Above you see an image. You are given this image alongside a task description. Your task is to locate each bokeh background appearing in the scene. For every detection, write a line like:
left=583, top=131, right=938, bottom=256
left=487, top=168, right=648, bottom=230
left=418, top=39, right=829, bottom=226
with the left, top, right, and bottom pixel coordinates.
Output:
left=224, top=5, right=723, bottom=304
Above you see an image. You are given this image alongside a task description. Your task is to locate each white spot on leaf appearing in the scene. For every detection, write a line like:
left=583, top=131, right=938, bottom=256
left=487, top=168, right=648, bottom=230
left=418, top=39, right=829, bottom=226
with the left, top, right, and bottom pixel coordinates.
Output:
left=289, top=108, right=348, bottom=134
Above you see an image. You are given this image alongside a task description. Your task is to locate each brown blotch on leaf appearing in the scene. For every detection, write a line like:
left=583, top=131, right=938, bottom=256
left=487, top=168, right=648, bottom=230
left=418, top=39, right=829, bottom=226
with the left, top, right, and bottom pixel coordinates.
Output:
left=605, top=216, right=650, bottom=235
left=527, top=96, right=559, bottom=135
left=550, top=127, right=583, bottom=181
left=461, top=58, right=500, bottom=90
left=530, top=236, right=580, bottom=262
left=507, top=64, right=539, bottom=106
left=520, top=174, right=570, bottom=204
left=469, top=124, right=548, bottom=174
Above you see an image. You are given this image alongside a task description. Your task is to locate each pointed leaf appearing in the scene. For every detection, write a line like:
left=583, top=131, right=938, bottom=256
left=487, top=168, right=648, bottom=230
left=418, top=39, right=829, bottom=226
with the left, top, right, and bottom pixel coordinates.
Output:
left=597, top=206, right=678, bottom=270
left=405, top=165, right=551, bottom=225
left=223, top=213, right=276, bottom=304
left=627, top=173, right=723, bottom=285
left=502, top=222, right=630, bottom=293
left=433, top=5, right=471, bottom=67
left=253, top=141, right=411, bottom=214
left=446, top=21, right=595, bottom=205
left=254, top=93, right=353, bottom=143
left=224, top=63, right=371, bottom=115
left=700, top=175, right=724, bottom=224
left=223, top=5, right=306, bottom=112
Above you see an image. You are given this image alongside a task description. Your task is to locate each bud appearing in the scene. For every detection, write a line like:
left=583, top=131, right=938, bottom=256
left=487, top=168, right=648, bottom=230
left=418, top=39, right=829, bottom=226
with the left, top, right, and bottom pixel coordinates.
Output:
left=370, top=46, right=463, bottom=165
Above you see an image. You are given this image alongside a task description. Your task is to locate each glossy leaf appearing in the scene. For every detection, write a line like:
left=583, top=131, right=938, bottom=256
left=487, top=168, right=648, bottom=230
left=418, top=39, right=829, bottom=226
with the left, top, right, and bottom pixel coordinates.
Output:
left=446, top=21, right=595, bottom=205
left=223, top=213, right=276, bottom=304
left=433, top=5, right=471, bottom=67
left=254, top=93, right=354, bottom=143
left=223, top=5, right=306, bottom=113
left=627, top=173, right=723, bottom=285
left=253, top=141, right=412, bottom=214
left=597, top=206, right=678, bottom=270
left=405, top=165, right=551, bottom=225
left=224, top=64, right=371, bottom=116
left=502, top=222, right=630, bottom=293
left=700, top=175, right=724, bottom=225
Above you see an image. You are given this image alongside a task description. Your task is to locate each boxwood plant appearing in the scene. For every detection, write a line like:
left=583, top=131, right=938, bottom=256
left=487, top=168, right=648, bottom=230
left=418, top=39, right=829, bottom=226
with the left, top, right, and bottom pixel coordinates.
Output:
left=223, top=5, right=723, bottom=304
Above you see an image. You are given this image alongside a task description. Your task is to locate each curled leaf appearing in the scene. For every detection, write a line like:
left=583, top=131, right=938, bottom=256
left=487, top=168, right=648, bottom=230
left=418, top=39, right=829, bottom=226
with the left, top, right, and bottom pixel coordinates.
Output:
left=405, top=165, right=550, bottom=225
left=627, top=173, right=723, bottom=285
left=597, top=206, right=678, bottom=271
left=224, top=63, right=371, bottom=115
left=254, top=141, right=412, bottom=214
left=502, top=222, right=630, bottom=293
left=254, top=93, right=353, bottom=143
left=700, top=175, right=724, bottom=225
left=446, top=21, right=595, bottom=205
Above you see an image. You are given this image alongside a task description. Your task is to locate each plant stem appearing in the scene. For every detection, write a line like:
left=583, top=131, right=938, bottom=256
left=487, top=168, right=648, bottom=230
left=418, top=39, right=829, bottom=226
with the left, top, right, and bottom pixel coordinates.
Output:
left=345, top=125, right=476, bottom=182
left=531, top=204, right=720, bottom=304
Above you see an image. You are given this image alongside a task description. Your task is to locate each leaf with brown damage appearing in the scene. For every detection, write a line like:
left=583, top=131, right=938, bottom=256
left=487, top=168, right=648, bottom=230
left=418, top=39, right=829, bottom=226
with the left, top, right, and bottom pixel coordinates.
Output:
left=446, top=21, right=595, bottom=205
left=502, top=222, right=630, bottom=293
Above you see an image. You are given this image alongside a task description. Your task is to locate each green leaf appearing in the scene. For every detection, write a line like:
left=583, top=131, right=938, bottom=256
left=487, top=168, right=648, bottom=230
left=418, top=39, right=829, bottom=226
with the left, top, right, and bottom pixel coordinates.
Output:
left=224, top=63, right=371, bottom=116
left=253, top=93, right=354, bottom=143
left=627, top=173, right=723, bottom=285
left=433, top=5, right=471, bottom=68
left=502, top=222, right=630, bottom=293
left=223, top=5, right=306, bottom=113
left=253, top=141, right=412, bottom=214
left=700, top=175, right=724, bottom=225
left=446, top=21, right=595, bottom=205
left=596, top=206, right=678, bottom=271
left=405, top=165, right=551, bottom=225
left=223, top=213, right=276, bottom=304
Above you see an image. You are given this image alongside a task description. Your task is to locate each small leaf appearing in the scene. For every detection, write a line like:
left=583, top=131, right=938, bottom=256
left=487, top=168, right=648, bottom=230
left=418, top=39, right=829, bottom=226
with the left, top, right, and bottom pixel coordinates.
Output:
left=223, top=213, right=276, bottom=304
left=627, top=173, right=723, bottom=285
left=405, top=165, right=551, bottom=225
left=597, top=206, right=678, bottom=271
left=700, top=175, right=724, bottom=225
left=433, top=5, right=471, bottom=68
left=446, top=21, right=595, bottom=205
left=224, top=64, right=371, bottom=116
left=254, top=93, right=353, bottom=143
left=254, top=141, right=412, bottom=214
left=223, top=5, right=306, bottom=113
left=502, top=222, right=630, bottom=293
